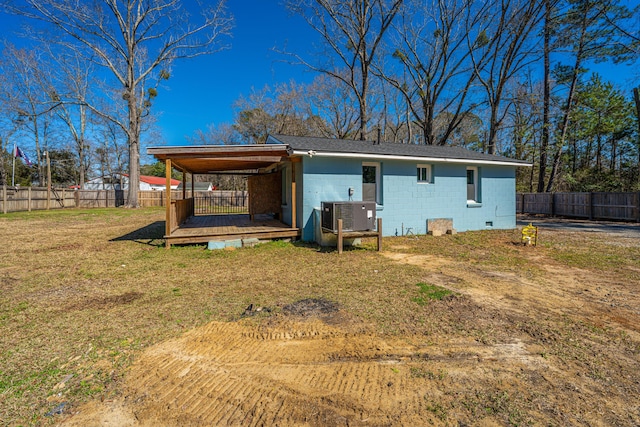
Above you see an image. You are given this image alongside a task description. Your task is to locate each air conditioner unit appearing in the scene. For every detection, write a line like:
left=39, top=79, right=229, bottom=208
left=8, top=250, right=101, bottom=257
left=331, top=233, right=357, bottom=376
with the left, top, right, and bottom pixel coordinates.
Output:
left=321, top=201, right=376, bottom=232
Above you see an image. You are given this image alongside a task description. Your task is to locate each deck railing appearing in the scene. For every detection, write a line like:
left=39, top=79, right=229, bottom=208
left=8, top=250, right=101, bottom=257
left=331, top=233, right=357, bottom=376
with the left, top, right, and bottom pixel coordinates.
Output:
left=194, top=191, right=248, bottom=214
left=170, top=198, right=195, bottom=232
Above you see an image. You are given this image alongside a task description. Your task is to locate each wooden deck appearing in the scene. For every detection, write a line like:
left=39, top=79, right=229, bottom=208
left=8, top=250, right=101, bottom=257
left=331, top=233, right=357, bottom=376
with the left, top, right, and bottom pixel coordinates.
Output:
left=165, top=214, right=300, bottom=246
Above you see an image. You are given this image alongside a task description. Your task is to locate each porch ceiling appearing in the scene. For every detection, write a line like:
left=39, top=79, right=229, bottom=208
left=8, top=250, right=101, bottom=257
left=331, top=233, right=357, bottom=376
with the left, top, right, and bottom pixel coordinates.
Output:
left=147, top=144, right=293, bottom=174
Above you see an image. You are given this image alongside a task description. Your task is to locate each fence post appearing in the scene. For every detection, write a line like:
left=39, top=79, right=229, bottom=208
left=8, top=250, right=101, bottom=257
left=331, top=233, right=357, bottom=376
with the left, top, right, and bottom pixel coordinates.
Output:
left=588, top=192, right=594, bottom=221
left=2, top=185, right=6, bottom=214
left=636, top=192, right=640, bottom=223
left=550, top=193, right=555, bottom=216
left=74, top=190, right=79, bottom=209
left=28, top=187, right=32, bottom=212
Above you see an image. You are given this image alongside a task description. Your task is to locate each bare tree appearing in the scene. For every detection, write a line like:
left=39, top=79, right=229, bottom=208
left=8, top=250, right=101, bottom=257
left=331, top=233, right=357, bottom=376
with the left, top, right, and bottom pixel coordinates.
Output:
left=188, top=122, right=239, bottom=145
left=6, top=0, right=233, bottom=206
left=233, top=82, right=320, bottom=143
left=536, top=0, right=556, bottom=191
left=46, top=51, right=93, bottom=187
left=469, top=0, right=545, bottom=154
left=94, top=118, right=128, bottom=189
left=382, top=0, right=494, bottom=145
left=506, top=75, right=545, bottom=191
left=0, top=44, right=60, bottom=185
left=305, top=74, right=359, bottom=139
left=285, top=0, right=402, bottom=140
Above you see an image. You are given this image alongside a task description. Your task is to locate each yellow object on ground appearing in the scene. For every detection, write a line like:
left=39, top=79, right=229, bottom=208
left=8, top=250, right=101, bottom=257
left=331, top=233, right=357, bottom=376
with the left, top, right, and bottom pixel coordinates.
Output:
left=521, top=223, right=538, bottom=246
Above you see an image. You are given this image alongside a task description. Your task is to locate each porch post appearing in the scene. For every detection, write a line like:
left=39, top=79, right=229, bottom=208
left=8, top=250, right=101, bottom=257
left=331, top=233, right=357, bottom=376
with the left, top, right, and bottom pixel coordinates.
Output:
left=182, top=170, right=186, bottom=199
left=165, top=158, right=172, bottom=248
left=191, top=173, right=195, bottom=216
left=291, top=162, right=297, bottom=229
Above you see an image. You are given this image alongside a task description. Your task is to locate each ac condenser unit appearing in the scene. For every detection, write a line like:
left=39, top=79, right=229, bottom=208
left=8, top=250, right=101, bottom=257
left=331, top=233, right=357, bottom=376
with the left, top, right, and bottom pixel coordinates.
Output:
left=321, top=201, right=376, bottom=232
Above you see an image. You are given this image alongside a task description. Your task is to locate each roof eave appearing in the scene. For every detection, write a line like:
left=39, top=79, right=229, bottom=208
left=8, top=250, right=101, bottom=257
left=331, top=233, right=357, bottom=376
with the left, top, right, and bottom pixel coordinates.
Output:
left=291, top=150, right=531, bottom=167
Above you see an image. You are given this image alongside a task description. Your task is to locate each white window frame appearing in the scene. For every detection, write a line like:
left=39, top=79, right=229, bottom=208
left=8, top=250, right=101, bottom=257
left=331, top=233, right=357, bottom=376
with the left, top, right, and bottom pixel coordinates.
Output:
left=417, top=164, right=432, bottom=184
left=466, top=167, right=478, bottom=203
left=362, top=161, right=381, bottom=204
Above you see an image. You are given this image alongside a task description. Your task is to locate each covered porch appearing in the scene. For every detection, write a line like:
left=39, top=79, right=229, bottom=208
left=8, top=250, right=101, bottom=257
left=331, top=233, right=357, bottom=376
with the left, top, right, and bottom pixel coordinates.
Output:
left=147, top=145, right=300, bottom=248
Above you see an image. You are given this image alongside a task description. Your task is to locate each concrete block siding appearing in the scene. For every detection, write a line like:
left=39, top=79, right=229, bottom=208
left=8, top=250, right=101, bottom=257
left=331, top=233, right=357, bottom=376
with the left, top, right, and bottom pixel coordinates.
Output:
left=298, top=156, right=516, bottom=242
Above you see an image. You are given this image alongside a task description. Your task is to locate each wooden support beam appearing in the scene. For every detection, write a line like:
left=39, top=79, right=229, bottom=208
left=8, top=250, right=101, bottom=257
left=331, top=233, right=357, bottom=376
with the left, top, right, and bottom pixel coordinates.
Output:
left=291, top=162, right=297, bottom=229
left=181, top=171, right=186, bottom=199
left=46, top=151, right=51, bottom=210
left=334, top=218, right=382, bottom=254
left=165, top=158, right=172, bottom=249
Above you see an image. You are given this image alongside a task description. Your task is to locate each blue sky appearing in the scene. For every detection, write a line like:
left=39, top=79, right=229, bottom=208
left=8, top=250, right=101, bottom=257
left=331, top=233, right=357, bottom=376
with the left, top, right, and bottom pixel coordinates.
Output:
left=1, top=1, right=638, bottom=148
left=0, top=1, right=318, bottom=146
left=154, top=0, right=640, bottom=146
left=153, top=1, right=318, bottom=145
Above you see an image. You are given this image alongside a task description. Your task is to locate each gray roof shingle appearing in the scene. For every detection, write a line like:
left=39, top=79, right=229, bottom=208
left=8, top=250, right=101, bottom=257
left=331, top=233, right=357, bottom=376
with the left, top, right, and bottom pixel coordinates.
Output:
left=268, top=134, right=529, bottom=166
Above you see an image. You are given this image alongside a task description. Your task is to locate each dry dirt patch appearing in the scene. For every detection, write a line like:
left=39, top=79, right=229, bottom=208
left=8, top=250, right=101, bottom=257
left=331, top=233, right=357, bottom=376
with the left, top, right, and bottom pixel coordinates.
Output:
left=62, top=313, right=549, bottom=427
left=382, top=251, right=640, bottom=336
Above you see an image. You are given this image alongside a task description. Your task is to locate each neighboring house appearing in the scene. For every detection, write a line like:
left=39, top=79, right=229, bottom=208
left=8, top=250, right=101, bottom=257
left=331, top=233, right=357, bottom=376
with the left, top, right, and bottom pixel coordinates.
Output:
left=83, top=174, right=180, bottom=191
left=177, top=182, right=216, bottom=191
left=266, top=135, right=530, bottom=242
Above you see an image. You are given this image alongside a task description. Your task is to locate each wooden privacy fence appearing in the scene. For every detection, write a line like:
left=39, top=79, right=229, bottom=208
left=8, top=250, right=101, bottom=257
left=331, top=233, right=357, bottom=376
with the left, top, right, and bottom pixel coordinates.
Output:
left=1, top=186, right=75, bottom=213
left=0, top=186, right=249, bottom=214
left=517, top=192, right=640, bottom=222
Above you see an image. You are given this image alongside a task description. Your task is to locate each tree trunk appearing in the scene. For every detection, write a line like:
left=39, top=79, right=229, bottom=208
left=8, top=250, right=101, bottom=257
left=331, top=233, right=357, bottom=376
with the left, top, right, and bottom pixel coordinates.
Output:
left=126, top=83, right=140, bottom=207
left=634, top=87, right=640, bottom=187
left=596, top=131, right=602, bottom=171
left=359, top=68, right=368, bottom=140
left=487, top=102, right=499, bottom=154
left=79, top=144, right=85, bottom=187
left=425, top=101, right=434, bottom=145
left=406, top=106, right=412, bottom=144
left=546, top=3, right=591, bottom=193
left=537, top=0, right=551, bottom=192
left=127, top=135, right=140, bottom=207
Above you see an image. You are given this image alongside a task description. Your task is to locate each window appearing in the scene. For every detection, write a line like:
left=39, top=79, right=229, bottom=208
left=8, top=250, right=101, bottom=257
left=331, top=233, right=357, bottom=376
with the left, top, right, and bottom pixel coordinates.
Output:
left=417, top=164, right=432, bottom=183
left=466, top=167, right=478, bottom=203
left=362, top=162, right=381, bottom=204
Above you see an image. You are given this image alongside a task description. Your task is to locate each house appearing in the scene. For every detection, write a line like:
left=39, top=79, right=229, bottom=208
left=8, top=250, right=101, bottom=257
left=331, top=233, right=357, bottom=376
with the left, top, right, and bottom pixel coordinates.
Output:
left=177, top=182, right=216, bottom=191
left=147, top=135, right=529, bottom=247
left=83, top=174, right=180, bottom=191
left=267, top=135, right=529, bottom=242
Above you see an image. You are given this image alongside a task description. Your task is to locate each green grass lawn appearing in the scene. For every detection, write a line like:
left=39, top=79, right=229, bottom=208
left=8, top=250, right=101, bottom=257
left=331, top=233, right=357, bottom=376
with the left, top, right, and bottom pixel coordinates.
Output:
left=1, top=207, right=638, bottom=425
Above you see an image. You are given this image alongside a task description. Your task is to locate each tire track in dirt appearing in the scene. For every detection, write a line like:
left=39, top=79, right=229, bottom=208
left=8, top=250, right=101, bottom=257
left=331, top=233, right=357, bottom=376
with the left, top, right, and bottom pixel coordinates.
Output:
left=61, top=316, right=548, bottom=426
